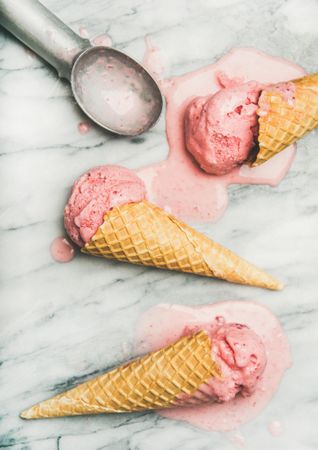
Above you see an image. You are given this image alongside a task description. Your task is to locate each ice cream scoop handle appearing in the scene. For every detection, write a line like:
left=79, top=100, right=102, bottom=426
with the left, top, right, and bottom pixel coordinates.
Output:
left=0, top=0, right=90, bottom=79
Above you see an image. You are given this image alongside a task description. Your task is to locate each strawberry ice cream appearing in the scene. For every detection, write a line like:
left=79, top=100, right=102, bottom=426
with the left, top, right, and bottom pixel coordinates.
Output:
left=184, top=78, right=263, bottom=175
left=64, top=165, right=146, bottom=247
left=179, top=321, right=267, bottom=405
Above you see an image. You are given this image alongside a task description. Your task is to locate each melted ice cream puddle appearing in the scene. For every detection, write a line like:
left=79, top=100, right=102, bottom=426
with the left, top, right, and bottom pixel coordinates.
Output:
left=138, top=47, right=305, bottom=222
left=136, top=301, right=291, bottom=432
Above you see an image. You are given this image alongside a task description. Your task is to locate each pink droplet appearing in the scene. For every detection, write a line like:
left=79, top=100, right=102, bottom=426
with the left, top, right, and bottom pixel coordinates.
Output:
left=91, top=33, right=112, bottom=47
left=79, top=26, right=89, bottom=38
left=50, top=237, right=75, bottom=263
left=268, top=420, right=283, bottom=437
left=78, top=122, right=91, bottom=135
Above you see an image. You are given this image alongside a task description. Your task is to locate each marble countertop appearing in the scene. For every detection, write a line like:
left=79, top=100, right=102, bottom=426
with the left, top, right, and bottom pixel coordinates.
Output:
left=1, top=0, right=318, bottom=449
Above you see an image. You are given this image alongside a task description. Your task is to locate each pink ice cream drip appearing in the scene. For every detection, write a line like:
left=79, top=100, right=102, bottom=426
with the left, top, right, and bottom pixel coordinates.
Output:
left=64, top=165, right=146, bottom=247
left=185, top=78, right=264, bottom=175
left=176, top=321, right=266, bottom=406
left=217, top=71, right=245, bottom=89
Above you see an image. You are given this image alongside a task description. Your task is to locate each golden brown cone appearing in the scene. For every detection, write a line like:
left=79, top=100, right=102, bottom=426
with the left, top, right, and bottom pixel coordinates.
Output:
left=253, top=73, right=318, bottom=166
left=20, top=331, right=220, bottom=419
left=81, top=201, right=281, bottom=290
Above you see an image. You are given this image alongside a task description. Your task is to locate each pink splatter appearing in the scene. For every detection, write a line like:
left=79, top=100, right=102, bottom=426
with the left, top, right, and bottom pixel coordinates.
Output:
left=143, top=35, right=167, bottom=81
left=79, top=26, right=89, bottom=38
left=268, top=420, right=284, bottom=437
left=78, top=122, right=91, bottom=135
left=50, top=237, right=75, bottom=263
left=91, top=33, right=113, bottom=47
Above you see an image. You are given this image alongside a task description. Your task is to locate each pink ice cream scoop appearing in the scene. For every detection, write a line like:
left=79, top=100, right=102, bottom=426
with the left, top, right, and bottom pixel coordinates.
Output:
left=184, top=77, right=263, bottom=175
left=180, top=321, right=267, bottom=404
left=64, top=165, right=146, bottom=247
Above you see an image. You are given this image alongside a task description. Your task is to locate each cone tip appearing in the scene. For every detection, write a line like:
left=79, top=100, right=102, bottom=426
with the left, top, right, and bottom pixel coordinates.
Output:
left=20, top=407, right=36, bottom=420
left=269, top=279, right=284, bottom=291
left=255, top=275, right=283, bottom=291
left=20, top=410, right=31, bottom=420
left=276, top=281, right=284, bottom=291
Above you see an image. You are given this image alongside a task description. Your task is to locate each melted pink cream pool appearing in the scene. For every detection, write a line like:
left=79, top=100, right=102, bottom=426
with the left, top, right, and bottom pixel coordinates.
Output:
left=138, top=47, right=305, bottom=222
left=50, top=237, right=75, bottom=263
left=135, top=301, right=291, bottom=432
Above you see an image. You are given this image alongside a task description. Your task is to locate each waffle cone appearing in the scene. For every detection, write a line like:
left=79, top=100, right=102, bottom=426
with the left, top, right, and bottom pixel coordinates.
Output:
left=81, top=200, right=281, bottom=290
left=21, top=331, right=220, bottom=419
left=253, top=73, right=318, bottom=166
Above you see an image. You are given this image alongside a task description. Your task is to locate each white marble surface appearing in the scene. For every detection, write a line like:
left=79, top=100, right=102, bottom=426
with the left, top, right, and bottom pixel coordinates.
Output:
left=1, top=0, right=318, bottom=449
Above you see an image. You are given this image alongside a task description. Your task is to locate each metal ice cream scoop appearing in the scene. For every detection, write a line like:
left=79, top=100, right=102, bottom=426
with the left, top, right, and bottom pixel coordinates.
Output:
left=0, top=0, right=162, bottom=136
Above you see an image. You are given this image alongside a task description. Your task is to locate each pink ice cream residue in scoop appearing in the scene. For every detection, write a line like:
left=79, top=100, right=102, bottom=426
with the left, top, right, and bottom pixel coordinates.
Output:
left=64, top=165, right=146, bottom=247
left=184, top=78, right=264, bottom=175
